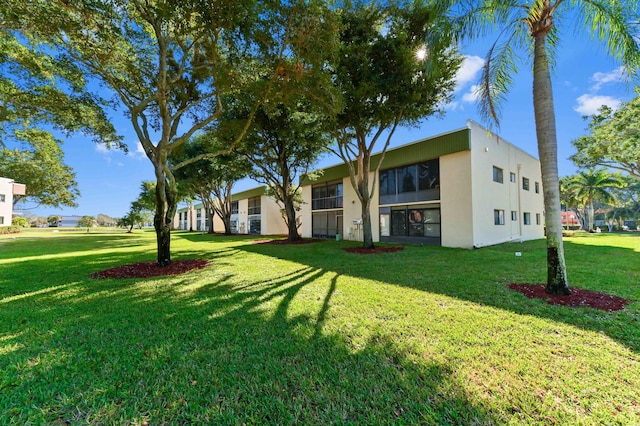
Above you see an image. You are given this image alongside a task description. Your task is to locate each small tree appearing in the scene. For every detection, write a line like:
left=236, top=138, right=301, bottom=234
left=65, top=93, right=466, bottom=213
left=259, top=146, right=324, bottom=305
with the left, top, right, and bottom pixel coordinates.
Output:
left=12, top=217, right=29, bottom=228
left=565, top=169, right=625, bottom=231
left=47, top=215, right=61, bottom=227
left=171, top=134, right=251, bottom=235
left=77, top=216, right=97, bottom=233
left=331, top=0, right=461, bottom=248
left=236, top=101, right=332, bottom=241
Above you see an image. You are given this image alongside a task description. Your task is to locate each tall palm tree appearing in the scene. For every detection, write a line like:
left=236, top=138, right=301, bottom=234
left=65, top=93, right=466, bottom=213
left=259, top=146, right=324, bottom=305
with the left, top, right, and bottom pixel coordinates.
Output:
left=454, top=0, right=640, bottom=295
left=566, top=169, right=626, bottom=231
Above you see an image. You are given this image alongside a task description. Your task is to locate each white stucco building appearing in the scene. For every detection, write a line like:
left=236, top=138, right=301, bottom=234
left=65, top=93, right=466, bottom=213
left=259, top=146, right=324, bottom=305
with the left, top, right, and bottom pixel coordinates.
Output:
left=299, top=120, right=545, bottom=248
left=0, top=177, right=26, bottom=227
left=174, top=186, right=293, bottom=236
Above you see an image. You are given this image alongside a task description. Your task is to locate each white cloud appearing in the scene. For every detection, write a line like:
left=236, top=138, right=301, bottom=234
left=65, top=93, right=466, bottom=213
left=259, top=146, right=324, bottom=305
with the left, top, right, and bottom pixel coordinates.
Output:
left=462, top=84, right=481, bottom=103
left=95, top=144, right=110, bottom=154
left=573, top=94, right=621, bottom=116
left=455, top=55, right=484, bottom=93
left=126, top=141, right=148, bottom=160
left=591, top=66, right=626, bottom=91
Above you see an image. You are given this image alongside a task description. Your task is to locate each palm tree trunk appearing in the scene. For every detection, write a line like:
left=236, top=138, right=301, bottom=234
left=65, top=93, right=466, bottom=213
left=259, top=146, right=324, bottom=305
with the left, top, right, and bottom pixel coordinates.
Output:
left=587, top=198, right=595, bottom=231
left=532, top=32, right=570, bottom=295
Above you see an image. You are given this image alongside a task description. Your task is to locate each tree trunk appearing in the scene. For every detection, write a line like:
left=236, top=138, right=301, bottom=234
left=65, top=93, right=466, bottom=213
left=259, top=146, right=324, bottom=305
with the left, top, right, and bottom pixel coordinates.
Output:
left=223, top=214, right=232, bottom=235
left=361, top=198, right=374, bottom=249
left=153, top=161, right=177, bottom=267
left=283, top=195, right=301, bottom=241
left=532, top=32, right=570, bottom=295
left=587, top=198, right=594, bottom=231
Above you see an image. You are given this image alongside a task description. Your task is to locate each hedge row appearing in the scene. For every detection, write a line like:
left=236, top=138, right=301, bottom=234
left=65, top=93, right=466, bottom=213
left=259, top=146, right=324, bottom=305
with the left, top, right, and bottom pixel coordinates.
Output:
left=0, top=226, right=22, bottom=235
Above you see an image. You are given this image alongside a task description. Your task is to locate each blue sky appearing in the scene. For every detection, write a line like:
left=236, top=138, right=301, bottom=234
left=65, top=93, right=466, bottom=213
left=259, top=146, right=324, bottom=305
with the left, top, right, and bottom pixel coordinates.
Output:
left=26, top=31, right=637, bottom=220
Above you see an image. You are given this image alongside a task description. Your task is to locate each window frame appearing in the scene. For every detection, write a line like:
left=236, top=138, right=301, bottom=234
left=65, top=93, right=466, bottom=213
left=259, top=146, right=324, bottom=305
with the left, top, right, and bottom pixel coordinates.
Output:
left=522, top=177, right=530, bottom=191
left=510, top=172, right=516, bottom=183
left=494, top=209, right=505, bottom=225
left=523, top=212, right=531, bottom=225
left=493, top=166, right=504, bottom=184
left=535, top=182, right=540, bottom=194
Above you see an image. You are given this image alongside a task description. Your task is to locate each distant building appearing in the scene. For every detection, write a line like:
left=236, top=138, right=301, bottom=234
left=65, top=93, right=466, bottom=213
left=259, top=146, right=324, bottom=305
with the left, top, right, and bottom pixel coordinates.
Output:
left=59, top=215, right=83, bottom=228
left=174, top=186, right=294, bottom=236
left=0, top=177, right=26, bottom=226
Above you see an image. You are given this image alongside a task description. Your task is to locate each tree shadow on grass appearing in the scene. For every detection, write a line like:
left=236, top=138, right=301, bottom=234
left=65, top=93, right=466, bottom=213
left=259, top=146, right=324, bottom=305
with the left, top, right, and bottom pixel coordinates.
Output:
left=0, top=251, right=494, bottom=424
left=236, top=237, right=640, bottom=354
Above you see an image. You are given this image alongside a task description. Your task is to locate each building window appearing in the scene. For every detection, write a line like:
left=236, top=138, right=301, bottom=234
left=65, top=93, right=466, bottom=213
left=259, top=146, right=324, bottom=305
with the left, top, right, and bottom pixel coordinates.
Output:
left=312, top=211, right=343, bottom=239
left=494, top=209, right=505, bottom=225
left=511, top=211, right=517, bottom=221
left=510, top=172, right=516, bottom=183
left=493, top=166, right=503, bottom=183
left=379, top=159, right=439, bottom=205
left=535, top=182, right=540, bottom=193
left=522, top=177, right=530, bottom=191
left=524, top=212, right=531, bottom=225
left=312, top=181, right=343, bottom=210
left=231, top=201, right=239, bottom=214
left=0, top=194, right=5, bottom=202
left=380, top=206, right=441, bottom=239
left=0, top=216, right=3, bottom=225
left=536, top=213, right=541, bottom=225
left=248, top=197, right=261, bottom=215
left=249, top=217, right=261, bottom=234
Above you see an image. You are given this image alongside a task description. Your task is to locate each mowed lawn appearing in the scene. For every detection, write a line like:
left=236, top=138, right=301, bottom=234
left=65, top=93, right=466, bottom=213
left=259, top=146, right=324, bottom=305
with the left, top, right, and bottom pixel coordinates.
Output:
left=0, top=230, right=638, bottom=424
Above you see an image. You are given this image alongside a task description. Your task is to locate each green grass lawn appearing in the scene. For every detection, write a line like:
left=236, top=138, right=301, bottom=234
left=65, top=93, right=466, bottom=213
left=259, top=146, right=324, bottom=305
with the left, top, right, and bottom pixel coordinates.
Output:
left=0, top=231, right=638, bottom=424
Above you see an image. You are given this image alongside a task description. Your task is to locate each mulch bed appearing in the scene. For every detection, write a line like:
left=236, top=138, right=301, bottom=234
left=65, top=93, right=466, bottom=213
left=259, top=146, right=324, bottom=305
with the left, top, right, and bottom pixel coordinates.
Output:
left=508, top=283, right=630, bottom=312
left=342, top=246, right=405, bottom=254
left=252, top=238, right=324, bottom=245
left=90, top=259, right=210, bottom=279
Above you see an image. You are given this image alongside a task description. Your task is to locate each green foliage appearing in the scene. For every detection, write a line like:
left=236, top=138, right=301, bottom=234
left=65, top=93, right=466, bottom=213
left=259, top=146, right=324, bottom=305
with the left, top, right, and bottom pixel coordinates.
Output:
left=171, top=132, right=252, bottom=234
left=11, top=216, right=29, bottom=228
left=0, top=3, right=122, bottom=150
left=331, top=0, right=462, bottom=248
left=0, top=232, right=638, bottom=423
left=0, top=225, right=21, bottom=234
left=47, top=215, right=61, bottom=226
left=563, top=169, right=626, bottom=231
left=11, top=0, right=340, bottom=264
left=76, top=215, right=97, bottom=231
left=571, top=91, right=640, bottom=177
left=0, top=129, right=79, bottom=208
left=454, top=0, right=640, bottom=126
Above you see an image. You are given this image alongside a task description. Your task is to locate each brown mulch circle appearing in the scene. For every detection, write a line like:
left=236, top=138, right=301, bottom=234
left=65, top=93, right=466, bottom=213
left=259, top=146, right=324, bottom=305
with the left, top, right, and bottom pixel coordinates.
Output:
left=253, top=238, right=324, bottom=245
left=90, top=259, right=210, bottom=279
left=508, top=283, right=630, bottom=312
left=342, top=246, right=405, bottom=255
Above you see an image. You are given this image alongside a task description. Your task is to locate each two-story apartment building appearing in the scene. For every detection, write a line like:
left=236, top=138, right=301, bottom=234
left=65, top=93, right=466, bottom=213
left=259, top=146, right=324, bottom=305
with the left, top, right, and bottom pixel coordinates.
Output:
left=299, top=120, right=544, bottom=248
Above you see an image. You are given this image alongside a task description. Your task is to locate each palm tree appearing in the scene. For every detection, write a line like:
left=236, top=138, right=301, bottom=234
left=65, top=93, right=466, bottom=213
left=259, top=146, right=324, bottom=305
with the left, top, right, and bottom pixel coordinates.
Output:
left=454, top=0, right=640, bottom=295
left=566, top=169, right=625, bottom=231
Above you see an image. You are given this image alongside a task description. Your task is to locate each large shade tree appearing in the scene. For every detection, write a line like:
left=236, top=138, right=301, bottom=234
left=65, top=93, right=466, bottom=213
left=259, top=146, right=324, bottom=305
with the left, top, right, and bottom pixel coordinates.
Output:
left=453, top=0, right=640, bottom=295
left=16, top=0, right=339, bottom=266
left=571, top=91, right=640, bottom=178
left=331, top=0, right=461, bottom=249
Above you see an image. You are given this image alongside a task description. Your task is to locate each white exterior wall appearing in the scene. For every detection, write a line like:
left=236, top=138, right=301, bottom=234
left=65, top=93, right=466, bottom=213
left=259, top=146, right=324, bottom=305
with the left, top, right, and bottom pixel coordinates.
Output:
left=261, top=195, right=289, bottom=235
left=236, top=198, right=249, bottom=234
left=0, top=177, right=14, bottom=226
left=440, top=151, right=474, bottom=248
left=342, top=173, right=379, bottom=242
left=467, top=121, right=544, bottom=247
left=300, top=186, right=313, bottom=238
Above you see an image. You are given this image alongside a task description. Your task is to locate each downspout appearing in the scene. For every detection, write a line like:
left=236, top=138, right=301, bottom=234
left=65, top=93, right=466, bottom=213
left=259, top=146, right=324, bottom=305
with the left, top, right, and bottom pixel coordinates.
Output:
left=517, top=163, right=523, bottom=240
